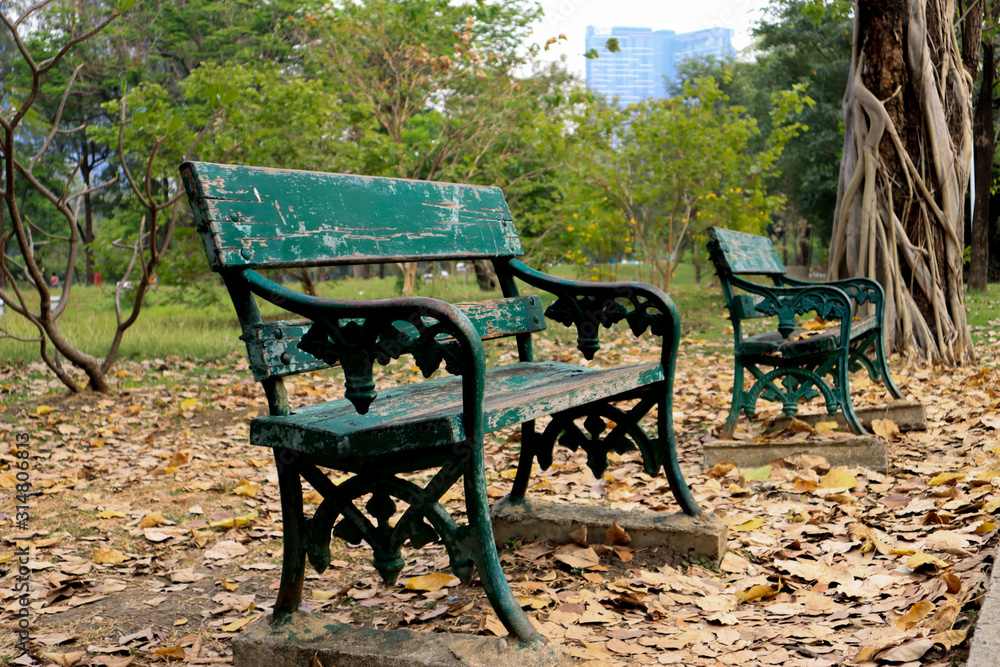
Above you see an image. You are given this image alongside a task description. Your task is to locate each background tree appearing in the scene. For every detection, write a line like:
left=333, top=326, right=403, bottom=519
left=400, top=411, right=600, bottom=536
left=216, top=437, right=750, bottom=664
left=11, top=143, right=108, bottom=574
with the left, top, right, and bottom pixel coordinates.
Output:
left=752, top=0, right=853, bottom=267
left=831, top=0, right=976, bottom=364
left=0, top=0, right=337, bottom=391
left=672, top=2, right=852, bottom=268
left=568, top=77, right=810, bottom=290
left=301, top=0, right=560, bottom=294
left=0, top=1, right=233, bottom=391
left=970, top=0, right=1000, bottom=292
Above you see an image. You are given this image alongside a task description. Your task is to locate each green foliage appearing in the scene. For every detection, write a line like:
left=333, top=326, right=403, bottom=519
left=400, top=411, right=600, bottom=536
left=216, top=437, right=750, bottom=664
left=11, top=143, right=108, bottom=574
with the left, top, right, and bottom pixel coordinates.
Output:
left=671, top=1, right=851, bottom=259
left=301, top=0, right=545, bottom=183
left=584, top=38, right=621, bottom=58
left=564, top=76, right=811, bottom=289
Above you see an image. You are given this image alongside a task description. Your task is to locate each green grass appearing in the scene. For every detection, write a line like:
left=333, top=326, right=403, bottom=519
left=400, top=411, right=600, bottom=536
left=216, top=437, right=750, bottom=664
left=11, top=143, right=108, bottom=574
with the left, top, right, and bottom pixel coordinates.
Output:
left=965, top=282, right=1000, bottom=352
left=0, top=284, right=239, bottom=363
left=0, top=263, right=729, bottom=366
left=3, top=264, right=993, bottom=370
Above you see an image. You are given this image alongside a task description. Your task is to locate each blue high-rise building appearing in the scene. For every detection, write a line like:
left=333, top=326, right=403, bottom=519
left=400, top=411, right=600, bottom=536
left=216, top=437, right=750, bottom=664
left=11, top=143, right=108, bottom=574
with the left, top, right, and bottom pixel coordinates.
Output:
left=585, top=26, right=734, bottom=105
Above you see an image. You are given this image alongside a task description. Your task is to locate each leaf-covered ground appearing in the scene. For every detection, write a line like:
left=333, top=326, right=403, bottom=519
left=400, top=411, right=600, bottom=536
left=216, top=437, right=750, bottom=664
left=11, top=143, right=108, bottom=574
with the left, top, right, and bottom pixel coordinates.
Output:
left=2, top=322, right=1000, bottom=667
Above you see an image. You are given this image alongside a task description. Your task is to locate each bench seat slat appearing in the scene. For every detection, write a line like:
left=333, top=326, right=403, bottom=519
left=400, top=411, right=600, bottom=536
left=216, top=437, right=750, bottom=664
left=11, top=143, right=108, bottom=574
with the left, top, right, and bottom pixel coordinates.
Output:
left=249, top=361, right=664, bottom=461
left=182, top=162, right=522, bottom=269
left=738, top=316, right=877, bottom=358
left=243, top=296, right=546, bottom=380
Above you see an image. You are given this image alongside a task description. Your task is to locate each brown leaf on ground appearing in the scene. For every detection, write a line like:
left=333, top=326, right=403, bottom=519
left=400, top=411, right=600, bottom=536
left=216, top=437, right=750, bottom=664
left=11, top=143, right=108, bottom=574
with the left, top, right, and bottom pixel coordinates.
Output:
left=605, top=523, right=631, bottom=546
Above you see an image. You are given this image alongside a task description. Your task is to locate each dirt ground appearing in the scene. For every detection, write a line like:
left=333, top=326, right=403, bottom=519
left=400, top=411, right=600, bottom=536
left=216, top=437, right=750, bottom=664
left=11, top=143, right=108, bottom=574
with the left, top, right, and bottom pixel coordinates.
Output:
left=2, top=330, right=1000, bottom=666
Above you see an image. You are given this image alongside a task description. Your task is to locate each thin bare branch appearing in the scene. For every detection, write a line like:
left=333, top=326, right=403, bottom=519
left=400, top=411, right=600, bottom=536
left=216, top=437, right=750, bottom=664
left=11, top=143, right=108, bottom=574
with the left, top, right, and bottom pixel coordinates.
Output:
left=114, top=217, right=145, bottom=326
left=26, top=217, right=69, bottom=242
left=12, top=158, right=76, bottom=220
left=38, top=12, right=120, bottom=75
left=0, top=10, right=38, bottom=73
left=13, top=0, right=58, bottom=28
left=117, top=96, right=152, bottom=210
left=66, top=176, right=118, bottom=205
left=31, top=64, right=84, bottom=170
left=143, top=138, right=163, bottom=205
left=0, top=331, right=45, bottom=344
left=182, top=108, right=225, bottom=162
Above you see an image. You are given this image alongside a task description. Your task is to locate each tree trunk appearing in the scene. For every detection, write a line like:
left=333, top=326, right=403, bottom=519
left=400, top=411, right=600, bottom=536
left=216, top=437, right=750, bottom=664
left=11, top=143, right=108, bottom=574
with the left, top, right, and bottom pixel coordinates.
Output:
left=692, top=239, right=703, bottom=284
left=398, top=262, right=418, bottom=295
left=798, top=223, right=812, bottom=267
left=292, top=268, right=317, bottom=296
left=970, top=10, right=997, bottom=291
left=0, top=200, right=5, bottom=289
left=473, top=259, right=496, bottom=291
left=830, top=0, right=974, bottom=365
left=81, top=143, right=95, bottom=286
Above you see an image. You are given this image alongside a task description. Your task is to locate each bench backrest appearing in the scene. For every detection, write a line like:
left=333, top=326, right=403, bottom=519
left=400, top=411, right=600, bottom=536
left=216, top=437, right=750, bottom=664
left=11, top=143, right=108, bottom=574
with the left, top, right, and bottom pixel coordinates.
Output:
left=706, top=227, right=785, bottom=277
left=706, top=227, right=786, bottom=320
left=180, top=162, right=523, bottom=270
left=180, top=162, right=540, bottom=382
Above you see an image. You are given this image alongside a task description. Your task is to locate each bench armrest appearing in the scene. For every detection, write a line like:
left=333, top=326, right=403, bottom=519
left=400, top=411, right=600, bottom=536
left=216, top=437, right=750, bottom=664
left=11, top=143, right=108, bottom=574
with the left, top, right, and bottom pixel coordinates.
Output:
left=779, top=275, right=886, bottom=311
left=239, top=269, right=487, bottom=425
left=728, top=274, right=855, bottom=340
left=504, top=258, right=680, bottom=368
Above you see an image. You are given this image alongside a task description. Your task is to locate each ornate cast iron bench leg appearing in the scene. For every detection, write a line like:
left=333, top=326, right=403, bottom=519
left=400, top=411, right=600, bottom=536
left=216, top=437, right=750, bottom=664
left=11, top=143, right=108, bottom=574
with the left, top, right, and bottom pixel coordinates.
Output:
left=659, top=392, right=700, bottom=516
left=462, top=443, right=542, bottom=644
left=871, top=330, right=904, bottom=400
left=273, top=449, right=307, bottom=619
left=836, top=349, right=866, bottom=435
left=268, top=448, right=542, bottom=644
left=722, top=361, right=746, bottom=439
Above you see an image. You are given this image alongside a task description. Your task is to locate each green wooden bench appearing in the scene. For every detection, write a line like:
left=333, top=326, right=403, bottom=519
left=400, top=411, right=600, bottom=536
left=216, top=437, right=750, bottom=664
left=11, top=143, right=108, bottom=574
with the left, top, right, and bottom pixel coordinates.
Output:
left=180, top=162, right=703, bottom=645
left=706, top=226, right=904, bottom=437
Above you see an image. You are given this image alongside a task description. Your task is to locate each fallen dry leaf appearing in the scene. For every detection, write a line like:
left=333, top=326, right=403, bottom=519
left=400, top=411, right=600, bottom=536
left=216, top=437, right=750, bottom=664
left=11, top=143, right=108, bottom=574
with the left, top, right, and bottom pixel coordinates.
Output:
left=871, top=418, right=900, bottom=440
left=153, top=646, right=185, bottom=660
left=895, top=600, right=934, bottom=629
left=404, top=573, right=460, bottom=592
left=91, top=547, right=127, bottom=564
left=818, top=466, right=857, bottom=490
left=727, top=517, right=763, bottom=532
left=138, top=511, right=165, bottom=528
left=204, top=540, right=249, bottom=560
left=605, top=523, right=631, bottom=545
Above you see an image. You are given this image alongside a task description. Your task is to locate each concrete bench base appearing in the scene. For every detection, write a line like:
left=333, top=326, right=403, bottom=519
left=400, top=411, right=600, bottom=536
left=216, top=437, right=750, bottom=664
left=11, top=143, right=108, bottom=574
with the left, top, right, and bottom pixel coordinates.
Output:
left=703, top=435, right=887, bottom=471
left=769, top=399, right=926, bottom=433
left=491, top=496, right=728, bottom=563
left=233, top=613, right=567, bottom=667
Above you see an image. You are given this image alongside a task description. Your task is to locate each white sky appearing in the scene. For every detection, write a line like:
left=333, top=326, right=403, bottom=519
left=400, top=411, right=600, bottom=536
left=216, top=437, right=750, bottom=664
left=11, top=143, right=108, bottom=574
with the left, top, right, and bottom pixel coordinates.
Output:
left=532, top=0, right=772, bottom=75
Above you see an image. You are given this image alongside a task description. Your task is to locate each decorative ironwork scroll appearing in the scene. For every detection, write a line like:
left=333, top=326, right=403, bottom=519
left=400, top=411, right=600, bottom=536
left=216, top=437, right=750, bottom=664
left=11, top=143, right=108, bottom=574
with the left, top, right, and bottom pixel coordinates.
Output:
left=299, top=464, right=476, bottom=586
left=544, top=294, right=666, bottom=360
left=299, top=315, right=465, bottom=413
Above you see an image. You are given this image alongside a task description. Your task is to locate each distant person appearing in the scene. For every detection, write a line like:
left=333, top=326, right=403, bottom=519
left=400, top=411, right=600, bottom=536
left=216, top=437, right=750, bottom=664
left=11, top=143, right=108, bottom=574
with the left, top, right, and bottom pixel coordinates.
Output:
left=93, top=272, right=102, bottom=286
left=50, top=274, right=59, bottom=288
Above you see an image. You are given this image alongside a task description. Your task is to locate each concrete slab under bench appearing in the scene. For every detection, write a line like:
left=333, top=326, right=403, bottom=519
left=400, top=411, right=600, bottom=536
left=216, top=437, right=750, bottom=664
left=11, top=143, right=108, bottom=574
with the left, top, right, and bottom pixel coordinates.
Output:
left=233, top=613, right=568, bottom=667
left=770, top=400, right=926, bottom=433
left=703, top=435, right=887, bottom=471
left=490, top=496, right=728, bottom=564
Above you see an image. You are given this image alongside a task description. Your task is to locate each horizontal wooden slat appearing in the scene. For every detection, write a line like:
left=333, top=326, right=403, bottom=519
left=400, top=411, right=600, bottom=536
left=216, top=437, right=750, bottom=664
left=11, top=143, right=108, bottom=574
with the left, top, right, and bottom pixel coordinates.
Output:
left=243, top=296, right=546, bottom=381
left=731, top=294, right=769, bottom=320
left=180, top=161, right=522, bottom=270
left=249, top=361, right=665, bottom=461
left=739, top=315, right=877, bottom=358
left=708, top=227, right=785, bottom=276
